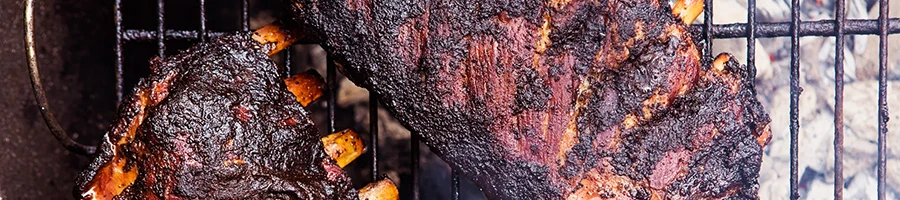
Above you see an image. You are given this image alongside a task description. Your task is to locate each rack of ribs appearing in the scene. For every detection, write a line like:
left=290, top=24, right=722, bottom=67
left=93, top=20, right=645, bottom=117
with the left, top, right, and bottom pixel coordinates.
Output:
left=282, top=0, right=772, bottom=199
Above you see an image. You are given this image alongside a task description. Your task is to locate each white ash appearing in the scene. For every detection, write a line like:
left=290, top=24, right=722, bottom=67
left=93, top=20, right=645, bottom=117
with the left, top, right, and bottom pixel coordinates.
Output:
left=712, top=0, right=900, bottom=199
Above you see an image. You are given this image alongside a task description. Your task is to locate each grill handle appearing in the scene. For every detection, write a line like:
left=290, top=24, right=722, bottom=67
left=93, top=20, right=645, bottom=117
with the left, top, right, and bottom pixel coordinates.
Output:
left=24, top=0, right=96, bottom=156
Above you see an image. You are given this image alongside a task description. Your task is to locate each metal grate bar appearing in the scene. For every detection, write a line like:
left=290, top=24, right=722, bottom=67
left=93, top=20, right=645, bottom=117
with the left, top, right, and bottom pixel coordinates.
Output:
left=284, top=48, right=291, bottom=76
left=451, top=170, right=460, bottom=200
left=370, top=92, right=379, bottom=181
left=703, top=0, right=712, bottom=56
left=199, top=0, right=207, bottom=42
left=116, top=19, right=900, bottom=43
left=789, top=0, right=801, bottom=199
left=242, top=0, right=249, bottom=31
left=327, top=62, right=336, bottom=133
left=121, top=30, right=221, bottom=41
left=747, top=0, right=756, bottom=82
left=833, top=0, right=846, bottom=198
left=114, top=0, right=123, bottom=102
left=877, top=0, right=890, bottom=199
left=411, top=133, right=420, bottom=200
left=693, top=19, right=900, bottom=38
left=157, top=0, right=165, bottom=58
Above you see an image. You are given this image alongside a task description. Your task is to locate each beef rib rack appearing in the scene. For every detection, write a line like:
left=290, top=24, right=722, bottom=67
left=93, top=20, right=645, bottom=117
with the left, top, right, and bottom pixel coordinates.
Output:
left=283, top=0, right=772, bottom=199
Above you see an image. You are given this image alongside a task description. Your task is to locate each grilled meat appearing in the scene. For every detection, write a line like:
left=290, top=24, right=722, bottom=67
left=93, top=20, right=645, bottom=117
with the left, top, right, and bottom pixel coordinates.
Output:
left=74, top=34, right=358, bottom=199
left=284, top=0, right=771, bottom=199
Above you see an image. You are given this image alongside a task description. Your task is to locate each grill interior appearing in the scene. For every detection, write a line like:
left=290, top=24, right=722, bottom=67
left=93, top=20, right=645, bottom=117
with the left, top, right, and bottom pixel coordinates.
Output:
left=110, top=0, right=899, bottom=199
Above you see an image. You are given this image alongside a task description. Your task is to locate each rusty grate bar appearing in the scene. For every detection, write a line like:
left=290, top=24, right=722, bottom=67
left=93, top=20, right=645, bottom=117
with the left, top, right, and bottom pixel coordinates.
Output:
left=747, top=0, right=756, bottom=83
left=117, top=19, right=900, bottom=43
left=877, top=0, right=890, bottom=199
left=114, top=0, right=123, bottom=102
left=121, top=30, right=222, bottom=41
left=370, top=92, right=379, bottom=181
left=285, top=49, right=292, bottom=76
left=199, top=0, right=207, bottom=42
left=703, top=0, right=713, bottom=56
left=327, top=62, right=336, bottom=133
left=789, top=0, right=801, bottom=199
left=452, top=170, right=460, bottom=200
left=692, top=19, right=900, bottom=38
left=241, top=0, right=248, bottom=31
left=157, top=0, right=165, bottom=58
left=833, top=0, right=846, bottom=197
left=411, top=133, right=420, bottom=200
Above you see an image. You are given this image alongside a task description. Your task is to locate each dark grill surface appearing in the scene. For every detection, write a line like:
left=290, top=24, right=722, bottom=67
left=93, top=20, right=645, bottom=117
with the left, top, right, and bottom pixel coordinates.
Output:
left=111, top=0, right=898, bottom=199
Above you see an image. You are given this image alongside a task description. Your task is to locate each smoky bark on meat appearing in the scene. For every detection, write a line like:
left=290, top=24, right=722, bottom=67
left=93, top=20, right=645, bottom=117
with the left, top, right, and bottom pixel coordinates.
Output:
left=285, top=0, right=771, bottom=199
left=74, top=34, right=357, bottom=199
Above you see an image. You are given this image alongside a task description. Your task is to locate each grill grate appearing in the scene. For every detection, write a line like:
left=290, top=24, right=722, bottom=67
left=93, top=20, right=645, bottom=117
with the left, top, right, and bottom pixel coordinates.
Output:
left=109, top=0, right=898, bottom=199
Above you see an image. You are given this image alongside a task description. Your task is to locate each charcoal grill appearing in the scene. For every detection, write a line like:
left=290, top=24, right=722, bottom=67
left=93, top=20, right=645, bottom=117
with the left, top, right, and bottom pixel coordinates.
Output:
left=24, top=0, right=900, bottom=199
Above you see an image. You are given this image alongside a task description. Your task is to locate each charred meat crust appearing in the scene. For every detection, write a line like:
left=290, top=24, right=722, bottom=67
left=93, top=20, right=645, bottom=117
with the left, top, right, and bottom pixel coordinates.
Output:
left=287, top=0, right=769, bottom=199
left=75, top=34, right=357, bottom=199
